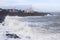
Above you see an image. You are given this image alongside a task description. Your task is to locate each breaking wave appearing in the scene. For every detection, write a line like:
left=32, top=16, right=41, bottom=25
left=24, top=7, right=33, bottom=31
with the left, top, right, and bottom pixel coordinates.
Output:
left=0, top=15, right=60, bottom=40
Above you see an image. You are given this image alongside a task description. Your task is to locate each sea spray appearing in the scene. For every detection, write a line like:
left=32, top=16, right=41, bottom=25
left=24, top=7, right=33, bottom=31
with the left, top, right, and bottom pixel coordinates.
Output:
left=0, top=15, right=60, bottom=40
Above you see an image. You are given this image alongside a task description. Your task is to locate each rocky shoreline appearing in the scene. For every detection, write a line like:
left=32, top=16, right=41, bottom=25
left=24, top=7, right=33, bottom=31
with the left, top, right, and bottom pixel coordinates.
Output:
left=0, top=8, right=52, bottom=23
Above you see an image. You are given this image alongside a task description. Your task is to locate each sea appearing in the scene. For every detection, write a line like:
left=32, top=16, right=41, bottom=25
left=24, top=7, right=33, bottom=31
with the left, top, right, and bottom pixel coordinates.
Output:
left=0, top=13, right=60, bottom=40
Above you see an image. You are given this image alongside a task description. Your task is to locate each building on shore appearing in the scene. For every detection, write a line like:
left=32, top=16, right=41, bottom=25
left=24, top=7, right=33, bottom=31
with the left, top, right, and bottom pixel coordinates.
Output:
left=24, top=7, right=34, bottom=13
left=8, top=9, right=18, bottom=12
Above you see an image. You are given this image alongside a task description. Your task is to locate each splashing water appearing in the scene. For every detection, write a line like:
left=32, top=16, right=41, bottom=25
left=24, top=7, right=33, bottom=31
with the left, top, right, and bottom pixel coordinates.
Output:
left=0, top=15, right=60, bottom=40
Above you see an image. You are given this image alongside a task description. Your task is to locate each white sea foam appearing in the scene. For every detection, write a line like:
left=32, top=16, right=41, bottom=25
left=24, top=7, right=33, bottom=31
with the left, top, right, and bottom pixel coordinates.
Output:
left=0, top=16, right=60, bottom=40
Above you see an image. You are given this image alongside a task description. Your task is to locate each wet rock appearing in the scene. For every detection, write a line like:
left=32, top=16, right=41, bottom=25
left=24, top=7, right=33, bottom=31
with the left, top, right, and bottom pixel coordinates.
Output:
left=6, top=33, right=21, bottom=39
left=0, top=16, right=5, bottom=23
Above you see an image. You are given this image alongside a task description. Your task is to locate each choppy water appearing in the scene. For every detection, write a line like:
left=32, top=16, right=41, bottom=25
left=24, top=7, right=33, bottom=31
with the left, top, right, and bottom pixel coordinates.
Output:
left=0, top=14, right=60, bottom=40
left=14, top=15, right=60, bottom=33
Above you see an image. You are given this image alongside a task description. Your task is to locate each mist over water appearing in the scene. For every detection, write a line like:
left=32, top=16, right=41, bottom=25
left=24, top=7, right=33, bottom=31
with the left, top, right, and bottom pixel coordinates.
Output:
left=0, top=14, right=60, bottom=40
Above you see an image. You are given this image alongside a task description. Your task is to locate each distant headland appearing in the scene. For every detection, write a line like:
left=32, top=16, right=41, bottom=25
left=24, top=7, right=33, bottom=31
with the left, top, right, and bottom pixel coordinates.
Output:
left=0, top=8, right=51, bottom=16
left=0, top=8, right=52, bottom=23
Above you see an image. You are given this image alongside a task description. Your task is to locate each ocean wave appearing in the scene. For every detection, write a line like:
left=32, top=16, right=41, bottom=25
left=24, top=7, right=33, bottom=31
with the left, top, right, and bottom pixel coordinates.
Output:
left=0, top=16, right=60, bottom=40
